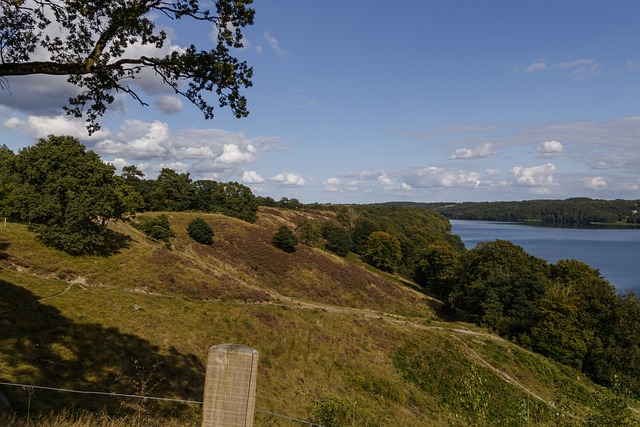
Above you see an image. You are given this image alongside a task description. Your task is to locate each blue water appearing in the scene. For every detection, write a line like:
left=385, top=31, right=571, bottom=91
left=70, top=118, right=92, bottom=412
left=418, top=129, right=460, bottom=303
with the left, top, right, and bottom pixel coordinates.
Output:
left=450, top=220, right=640, bottom=294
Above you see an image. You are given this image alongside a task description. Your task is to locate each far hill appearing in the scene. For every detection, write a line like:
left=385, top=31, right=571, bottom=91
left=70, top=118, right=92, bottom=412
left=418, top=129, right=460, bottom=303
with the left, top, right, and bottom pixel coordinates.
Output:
left=383, top=198, right=640, bottom=226
left=0, top=207, right=638, bottom=426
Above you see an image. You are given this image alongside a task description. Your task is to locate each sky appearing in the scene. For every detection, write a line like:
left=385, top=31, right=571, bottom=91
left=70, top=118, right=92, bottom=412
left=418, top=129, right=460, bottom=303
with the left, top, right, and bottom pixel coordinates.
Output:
left=2, top=1, right=640, bottom=204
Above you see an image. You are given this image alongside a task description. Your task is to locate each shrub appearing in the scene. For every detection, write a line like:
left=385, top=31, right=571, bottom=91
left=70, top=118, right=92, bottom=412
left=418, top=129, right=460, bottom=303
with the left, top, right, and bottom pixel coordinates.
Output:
left=272, top=225, right=298, bottom=253
left=136, top=215, right=175, bottom=242
left=187, top=218, right=214, bottom=245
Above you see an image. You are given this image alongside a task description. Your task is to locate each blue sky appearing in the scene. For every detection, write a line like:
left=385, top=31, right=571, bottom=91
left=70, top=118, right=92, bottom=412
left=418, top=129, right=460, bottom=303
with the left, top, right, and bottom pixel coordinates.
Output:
left=2, top=0, right=640, bottom=203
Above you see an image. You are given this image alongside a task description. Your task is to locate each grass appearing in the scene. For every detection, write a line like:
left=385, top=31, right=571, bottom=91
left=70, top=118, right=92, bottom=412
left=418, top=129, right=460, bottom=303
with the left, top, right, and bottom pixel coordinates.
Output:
left=1, top=209, right=638, bottom=426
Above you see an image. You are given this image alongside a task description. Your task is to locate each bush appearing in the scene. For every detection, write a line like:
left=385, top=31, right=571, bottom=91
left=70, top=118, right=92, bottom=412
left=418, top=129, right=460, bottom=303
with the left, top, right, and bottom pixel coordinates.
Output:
left=136, top=215, right=175, bottom=242
left=187, top=218, right=214, bottom=245
left=272, top=225, right=298, bottom=253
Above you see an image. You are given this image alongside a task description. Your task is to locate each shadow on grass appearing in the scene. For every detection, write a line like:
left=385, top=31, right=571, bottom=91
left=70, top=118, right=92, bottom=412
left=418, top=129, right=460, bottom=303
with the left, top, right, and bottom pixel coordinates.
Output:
left=0, top=280, right=204, bottom=419
left=0, top=242, right=9, bottom=260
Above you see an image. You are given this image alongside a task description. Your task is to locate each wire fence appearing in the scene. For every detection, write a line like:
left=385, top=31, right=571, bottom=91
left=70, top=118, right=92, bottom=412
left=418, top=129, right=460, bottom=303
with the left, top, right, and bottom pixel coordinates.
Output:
left=0, top=381, right=324, bottom=427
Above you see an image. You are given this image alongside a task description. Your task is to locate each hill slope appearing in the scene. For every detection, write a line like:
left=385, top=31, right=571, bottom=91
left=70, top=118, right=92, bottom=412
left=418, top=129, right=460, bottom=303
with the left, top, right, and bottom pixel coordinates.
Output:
left=0, top=208, right=634, bottom=425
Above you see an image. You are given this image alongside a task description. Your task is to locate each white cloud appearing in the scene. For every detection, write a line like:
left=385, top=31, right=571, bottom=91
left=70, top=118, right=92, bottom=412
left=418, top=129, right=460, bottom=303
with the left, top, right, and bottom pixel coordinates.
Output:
left=323, top=177, right=342, bottom=192
left=517, top=58, right=602, bottom=79
left=4, top=114, right=110, bottom=141
left=242, top=170, right=264, bottom=183
left=154, top=95, right=183, bottom=114
left=271, top=172, right=306, bottom=186
left=216, top=144, right=257, bottom=165
left=264, top=31, right=289, bottom=58
left=403, top=167, right=482, bottom=188
left=511, top=163, right=557, bottom=187
left=536, top=140, right=564, bottom=158
left=585, top=177, right=607, bottom=189
left=94, top=120, right=169, bottom=159
left=449, top=142, right=494, bottom=160
left=523, top=60, right=549, bottom=73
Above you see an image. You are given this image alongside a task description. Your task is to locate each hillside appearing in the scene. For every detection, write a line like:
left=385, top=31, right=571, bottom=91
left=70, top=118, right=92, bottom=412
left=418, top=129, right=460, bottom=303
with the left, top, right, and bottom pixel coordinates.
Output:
left=0, top=207, right=636, bottom=426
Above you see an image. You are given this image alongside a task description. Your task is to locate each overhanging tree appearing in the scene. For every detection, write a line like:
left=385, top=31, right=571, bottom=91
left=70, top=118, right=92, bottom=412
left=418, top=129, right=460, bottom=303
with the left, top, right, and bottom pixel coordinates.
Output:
left=0, top=0, right=254, bottom=133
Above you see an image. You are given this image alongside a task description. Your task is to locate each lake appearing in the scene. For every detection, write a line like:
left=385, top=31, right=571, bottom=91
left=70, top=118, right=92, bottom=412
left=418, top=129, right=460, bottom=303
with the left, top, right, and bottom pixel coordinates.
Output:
left=450, top=220, right=640, bottom=294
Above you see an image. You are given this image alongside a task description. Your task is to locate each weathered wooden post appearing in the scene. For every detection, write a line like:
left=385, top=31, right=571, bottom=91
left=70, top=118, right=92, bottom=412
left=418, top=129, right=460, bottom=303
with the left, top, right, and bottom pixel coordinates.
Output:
left=202, top=344, right=259, bottom=427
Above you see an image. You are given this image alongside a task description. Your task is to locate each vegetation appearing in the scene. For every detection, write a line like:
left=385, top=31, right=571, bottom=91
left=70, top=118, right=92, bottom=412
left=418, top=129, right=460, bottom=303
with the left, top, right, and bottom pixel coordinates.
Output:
left=405, top=198, right=640, bottom=226
left=1, top=136, right=126, bottom=255
left=0, top=140, right=260, bottom=255
left=0, top=209, right=639, bottom=426
left=187, top=218, right=214, bottom=245
left=135, top=214, right=175, bottom=244
left=0, top=0, right=255, bottom=133
left=271, top=225, right=298, bottom=253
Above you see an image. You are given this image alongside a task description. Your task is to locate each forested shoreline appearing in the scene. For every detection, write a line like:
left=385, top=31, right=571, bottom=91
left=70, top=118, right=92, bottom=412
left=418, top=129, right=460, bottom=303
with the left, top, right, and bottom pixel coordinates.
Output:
left=384, top=199, right=640, bottom=226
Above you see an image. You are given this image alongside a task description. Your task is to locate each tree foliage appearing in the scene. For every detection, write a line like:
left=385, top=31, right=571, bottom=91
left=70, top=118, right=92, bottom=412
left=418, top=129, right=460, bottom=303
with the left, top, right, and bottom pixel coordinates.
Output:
left=271, top=225, right=298, bottom=253
left=135, top=214, right=174, bottom=242
left=187, top=217, right=213, bottom=245
left=363, top=231, right=402, bottom=273
left=2, top=135, right=127, bottom=254
left=320, top=221, right=351, bottom=257
left=295, top=219, right=321, bottom=246
left=0, top=0, right=255, bottom=133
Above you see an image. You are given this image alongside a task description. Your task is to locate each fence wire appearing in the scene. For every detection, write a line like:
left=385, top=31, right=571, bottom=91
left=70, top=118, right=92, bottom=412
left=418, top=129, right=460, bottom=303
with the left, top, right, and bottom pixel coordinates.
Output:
left=0, top=381, right=324, bottom=426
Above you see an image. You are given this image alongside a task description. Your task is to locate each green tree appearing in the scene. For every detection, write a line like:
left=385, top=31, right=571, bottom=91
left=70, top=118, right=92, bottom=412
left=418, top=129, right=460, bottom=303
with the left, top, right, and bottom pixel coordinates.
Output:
left=416, top=243, right=460, bottom=301
left=150, top=168, right=194, bottom=211
left=296, top=219, right=321, bottom=246
left=451, top=240, right=549, bottom=338
left=187, top=218, right=214, bottom=245
left=0, top=144, right=15, bottom=218
left=6, top=135, right=122, bottom=254
left=363, top=231, right=402, bottom=273
left=0, top=0, right=254, bottom=133
left=321, top=222, right=351, bottom=257
left=272, top=225, right=298, bottom=253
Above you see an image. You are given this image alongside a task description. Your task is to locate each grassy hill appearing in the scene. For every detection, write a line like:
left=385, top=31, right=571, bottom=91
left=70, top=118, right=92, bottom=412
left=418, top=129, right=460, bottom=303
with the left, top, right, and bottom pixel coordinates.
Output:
left=0, top=208, right=636, bottom=426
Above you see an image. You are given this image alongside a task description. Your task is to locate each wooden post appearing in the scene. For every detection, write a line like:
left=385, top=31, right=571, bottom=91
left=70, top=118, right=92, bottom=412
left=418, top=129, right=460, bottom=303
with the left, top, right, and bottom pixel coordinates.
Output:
left=202, top=344, right=259, bottom=427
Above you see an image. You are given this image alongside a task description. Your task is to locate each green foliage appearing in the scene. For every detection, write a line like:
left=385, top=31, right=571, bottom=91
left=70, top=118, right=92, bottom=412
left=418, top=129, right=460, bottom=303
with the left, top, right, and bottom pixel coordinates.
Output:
left=363, top=231, right=402, bottom=273
left=433, top=198, right=640, bottom=225
left=0, top=0, right=255, bottom=133
left=271, top=225, right=298, bottom=253
left=295, top=219, right=321, bottom=246
left=583, top=380, right=635, bottom=427
left=416, top=243, right=460, bottom=300
left=4, top=135, right=124, bottom=254
left=193, top=180, right=258, bottom=223
left=150, top=169, right=194, bottom=212
left=321, top=222, right=351, bottom=257
left=451, top=240, right=549, bottom=338
left=187, top=218, right=213, bottom=245
left=136, top=215, right=175, bottom=243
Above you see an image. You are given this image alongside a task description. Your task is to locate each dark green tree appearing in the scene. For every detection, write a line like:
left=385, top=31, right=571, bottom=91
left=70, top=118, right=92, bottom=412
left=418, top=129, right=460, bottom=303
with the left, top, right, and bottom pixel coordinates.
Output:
left=6, top=135, right=123, bottom=254
left=363, top=231, right=402, bottom=273
left=296, top=219, right=321, bottom=246
left=451, top=240, right=549, bottom=338
left=0, top=0, right=255, bottom=133
left=416, top=243, right=461, bottom=300
left=150, top=168, right=194, bottom=211
left=272, top=225, right=298, bottom=253
left=0, top=144, right=15, bottom=218
left=320, top=222, right=351, bottom=257
left=187, top=218, right=214, bottom=245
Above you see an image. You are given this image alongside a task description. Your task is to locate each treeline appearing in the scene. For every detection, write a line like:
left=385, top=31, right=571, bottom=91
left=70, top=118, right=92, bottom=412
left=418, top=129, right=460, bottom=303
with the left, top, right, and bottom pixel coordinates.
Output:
left=389, top=199, right=640, bottom=225
left=0, top=136, right=259, bottom=254
left=417, top=239, right=640, bottom=397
